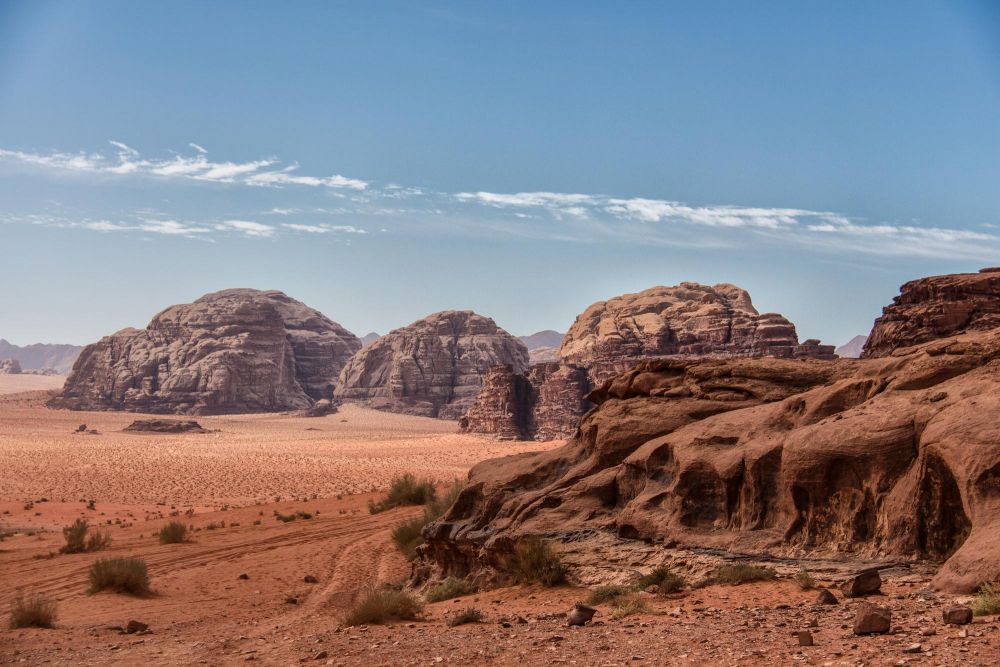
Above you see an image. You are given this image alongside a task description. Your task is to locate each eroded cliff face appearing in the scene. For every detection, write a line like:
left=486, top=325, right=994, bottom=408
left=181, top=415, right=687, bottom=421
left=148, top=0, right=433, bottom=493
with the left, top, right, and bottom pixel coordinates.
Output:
left=49, top=289, right=360, bottom=414
left=462, top=282, right=835, bottom=440
left=333, top=311, right=528, bottom=419
left=863, top=267, right=1000, bottom=358
left=425, top=324, right=1000, bottom=593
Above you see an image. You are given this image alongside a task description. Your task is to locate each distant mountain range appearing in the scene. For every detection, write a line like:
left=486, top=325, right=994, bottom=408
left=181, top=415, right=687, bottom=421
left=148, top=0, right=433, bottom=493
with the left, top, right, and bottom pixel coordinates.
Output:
left=360, top=332, right=380, bottom=346
left=518, top=330, right=563, bottom=350
left=835, top=335, right=868, bottom=358
left=0, top=339, right=82, bottom=374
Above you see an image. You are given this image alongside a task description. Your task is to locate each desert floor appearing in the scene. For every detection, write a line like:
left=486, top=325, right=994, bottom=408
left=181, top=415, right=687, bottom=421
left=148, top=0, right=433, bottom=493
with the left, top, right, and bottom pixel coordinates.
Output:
left=1, top=386, right=998, bottom=666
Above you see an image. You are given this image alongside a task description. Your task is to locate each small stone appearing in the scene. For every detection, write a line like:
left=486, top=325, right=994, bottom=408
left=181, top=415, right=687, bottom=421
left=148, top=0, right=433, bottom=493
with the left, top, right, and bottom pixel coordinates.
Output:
left=238, top=573, right=250, bottom=580
left=841, top=569, right=882, bottom=598
left=816, top=588, right=839, bottom=605
left=853, top=602, right=891, bottom=635
left=313, top=651, right=328, bottom=660
left=304, top=575, right=319, bottom=584
left=567, top=603, right=597, bottom=627
left=942, top=605, right=973, bottom=625
left=285, top=596, right=298, bottom=604
left=958, top=629, right=968, bottom=638
left=903, top=643, right=922, bottom=654
left=125, top=620, right=148, bottom=634
left=796, top=630, right=814, bottom=647
left=921, top=627, right=937, bottom=636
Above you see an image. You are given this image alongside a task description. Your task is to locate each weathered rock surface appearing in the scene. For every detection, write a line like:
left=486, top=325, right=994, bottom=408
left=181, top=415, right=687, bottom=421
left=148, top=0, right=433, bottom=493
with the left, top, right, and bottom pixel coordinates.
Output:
left=864, top=268, right=1000, bottom=358
left=853, top=602, right=891, bottom=635
left=841, top=569, right=881, bottom=598
left=123, top=419, right=209, bottom=433
left=527, top=346, right=559, bottom=364
left=334, top=311, right=528, bottom=419
left=519, top=330, right=564, bottom=351
left=560, top=283, right=835, bottom=383
left=423, top=322, right=1000, bottom=592
left=463, top=282, right=835, bottom=440
left=942, top=605, right=973, bottom=625
left=49, top=289, right=361, bottom=414
left=0, top=358, right=22, bottom=374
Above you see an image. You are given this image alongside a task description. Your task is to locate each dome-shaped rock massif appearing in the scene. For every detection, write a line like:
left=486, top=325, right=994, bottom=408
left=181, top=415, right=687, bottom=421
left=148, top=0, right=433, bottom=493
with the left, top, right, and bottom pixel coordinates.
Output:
left=462, top=282, right=835, bottom=440
left=333, top=310, right=528, bottom=419
left=49, top=289, right=361, bottom=414
left=422, top=269, right=1000, bottom=593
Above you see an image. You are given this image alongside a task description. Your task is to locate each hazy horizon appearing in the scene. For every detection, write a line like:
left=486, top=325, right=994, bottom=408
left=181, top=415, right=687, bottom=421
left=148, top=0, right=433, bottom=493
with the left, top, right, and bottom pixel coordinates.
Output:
left=2, top=1, right=999, bottom=347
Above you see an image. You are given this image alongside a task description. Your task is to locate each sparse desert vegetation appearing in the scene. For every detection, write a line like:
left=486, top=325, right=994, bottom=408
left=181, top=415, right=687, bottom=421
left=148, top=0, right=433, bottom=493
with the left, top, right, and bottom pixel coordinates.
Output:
left=158, top=521, right=188, bottom=544
left=793, top=569, right=817, bottom=590
left=390, top=480, right=464, bottom=558
left=425, top=576, right=472, bottom=602
left=88, top=556, right=150, bottom=595
left=636, top=566, right=686, bottom=593
left=368, top=474, right=436, bottom=514
left=609, top=594, right=648, bottom=620
left=500, top=536, right=567, bottom=586
left=344, top=586, right=423, bottom=626
left=972, top=582, right=1000, bottom=616
left=447, top=606, right=483, bottom=627
left=708, top=563, right=777, bottom=586
left=8, top=591, right=57, bottom=629
left=60, top=518, right=112, bottom=554
left=586, top=584, right=632, bottom=605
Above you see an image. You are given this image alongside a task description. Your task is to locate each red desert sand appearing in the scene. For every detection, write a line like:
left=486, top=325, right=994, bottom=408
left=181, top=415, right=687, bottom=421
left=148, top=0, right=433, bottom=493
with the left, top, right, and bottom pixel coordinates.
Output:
left=1, top=385, right=998, bottom=666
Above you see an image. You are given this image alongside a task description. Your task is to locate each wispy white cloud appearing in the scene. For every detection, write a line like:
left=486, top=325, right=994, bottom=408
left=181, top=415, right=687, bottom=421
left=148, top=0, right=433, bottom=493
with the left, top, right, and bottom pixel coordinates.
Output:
left=0, top=143, right=368, bottom=190
left=281, top=223, right=368, bottom=234
left=215, top=219, right=275, bottom=238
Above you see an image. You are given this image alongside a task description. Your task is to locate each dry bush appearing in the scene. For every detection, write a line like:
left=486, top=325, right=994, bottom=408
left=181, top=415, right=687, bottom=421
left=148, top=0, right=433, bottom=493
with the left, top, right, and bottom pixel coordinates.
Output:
left=793, top=569, right=817, bottom=590
left=710, top=563, right=777, bottom=585
left=8, top=592, right=57, bottom=629
left=158, top=521, right=188, bottom=544
left=344, top=586, right=422, bottom=626
left=587, top=584, right=632, bottom=605
left=610, top=595, right=648, bottom=620
left=636, top=566, right=685, bottom=593
left=390, top=481, right=465, bottom=558
left=501, top=537, right=567, bottom=586
left=447, top=606, right=484, bottom=627
left=88, top=557, right=150, bottom=595
left=972, top=582, right=1000, bottom=616
left=368, top=474, right=436, bottom=514
left=60, top=518, right=111, bottom=554
left=86, top=529, right=112, bottom=552
left=426, top=577, right=472, bottom=603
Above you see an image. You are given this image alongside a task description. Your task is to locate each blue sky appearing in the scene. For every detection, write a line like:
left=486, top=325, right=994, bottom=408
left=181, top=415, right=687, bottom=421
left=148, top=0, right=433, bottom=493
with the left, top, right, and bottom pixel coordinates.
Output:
left=1, top=1, right=998, bottom=347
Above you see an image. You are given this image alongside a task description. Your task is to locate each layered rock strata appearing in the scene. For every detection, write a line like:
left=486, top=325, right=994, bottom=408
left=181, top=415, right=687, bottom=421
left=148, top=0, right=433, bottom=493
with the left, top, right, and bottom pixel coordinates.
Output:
left=334, top=311, right=528, bottom=419
left=49, top=289, right=360, bottom=414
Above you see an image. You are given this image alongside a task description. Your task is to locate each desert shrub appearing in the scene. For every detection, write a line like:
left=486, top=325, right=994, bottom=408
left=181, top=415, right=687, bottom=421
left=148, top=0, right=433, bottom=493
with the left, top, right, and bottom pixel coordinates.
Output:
left=447, top=606, right=484, bottom=627
left=343, top=586, right=422, bottom=626
left=368, top=474, right=436, bottom=514
left=587, top=584, right=632, bottom=605
left=426, top=577, right=473, bottom=603
left=610, top=594, right=648, bottom=620
left=972, top=582, right=1000, bottom=616
left=86, top=529, right=112, bottom=552
left=793, top=569, right=816, bottom=590
left=8, top=592, right=57, bottom=629
left=636, top=566, right=685, bottom=593
left=60, top=518, right=89, bottom=554
left=500, top=537, right=567, bottom=586
left=158, top=521, right=188, bottom=544
left=88, top=557, right=150, bottom=595
left=710, top=563, right=777, bottom=585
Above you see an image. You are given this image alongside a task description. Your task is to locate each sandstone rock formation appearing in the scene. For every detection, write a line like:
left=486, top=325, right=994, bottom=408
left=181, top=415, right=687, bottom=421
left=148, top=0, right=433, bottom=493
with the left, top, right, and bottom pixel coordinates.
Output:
left=360, top=332, right=380, bottom=347
left=423, top=273, right=1000, bottom=592
left=835, top=335, right=868, bottom=359
left=527, top=346, right=559, bottom=364
left=0, top=358, right=22, bottom=374
left=519, top=330, right=564, bottom=351
left=333, top=311, right=528, bottom=419
left=863, top=268, right=1000, bottom=358
left=463, top=282, right=835, bottom=440
left=49, top=289, right=361, bottom=414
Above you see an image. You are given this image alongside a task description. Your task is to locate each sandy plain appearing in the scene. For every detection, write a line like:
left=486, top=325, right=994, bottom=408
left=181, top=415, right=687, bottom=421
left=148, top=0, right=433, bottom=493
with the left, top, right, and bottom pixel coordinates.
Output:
left=1, top=383, right=998, bottom=665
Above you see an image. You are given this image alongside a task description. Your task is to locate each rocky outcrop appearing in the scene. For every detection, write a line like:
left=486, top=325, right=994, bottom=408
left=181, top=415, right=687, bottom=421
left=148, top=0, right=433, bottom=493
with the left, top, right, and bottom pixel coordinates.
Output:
left=519, top=330, right=564, bottom=351
left=0, top=339, right=82, bottom=374
left=333, top=311, right=528, bottom=419
left=460, top=363, right=590, bottom=440
left=863, top=268, right=1000, bottom=358
left=0, top=358, right=22, bottom=374
left=836, top=335, right=868, bottom=359
left=463, top=282, right=835, bottom=440
left=561, top=283, right=834, bottom=381
left=49, top=289, right=360, bottom=414
left=123, top=419, right=210, bottom=433
left=423, top=325, right=1000, bottom=592
left=527, top=346, right=559, bottom=364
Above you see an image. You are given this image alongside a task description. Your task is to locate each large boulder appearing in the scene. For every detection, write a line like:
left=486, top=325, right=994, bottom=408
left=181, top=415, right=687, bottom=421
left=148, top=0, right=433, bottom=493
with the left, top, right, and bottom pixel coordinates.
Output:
left=49, top=289, right=360, bottom=414
left=422, top=271, right=1000, bottom=593
left=333, top=311, right=528, bottom=419
left=863, top=267, right=1000, bottom=358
